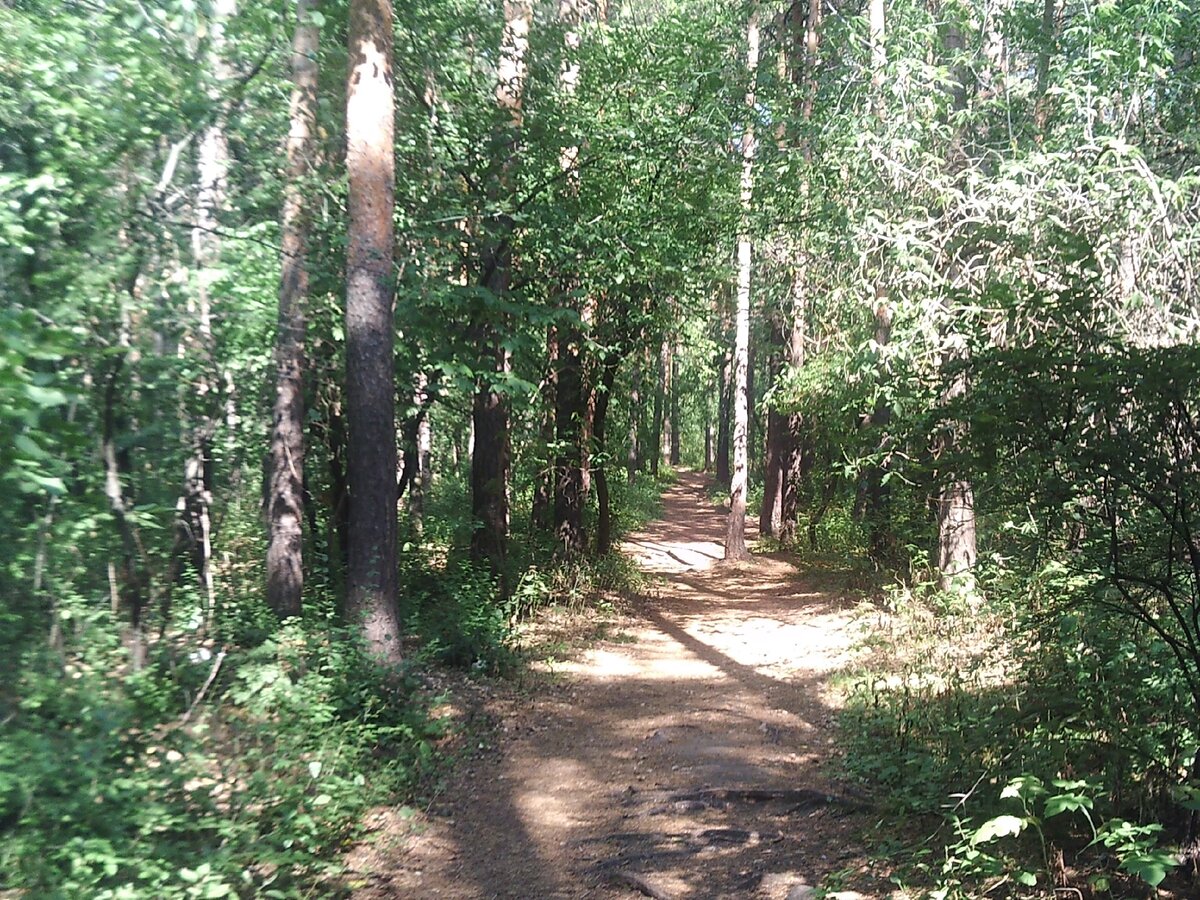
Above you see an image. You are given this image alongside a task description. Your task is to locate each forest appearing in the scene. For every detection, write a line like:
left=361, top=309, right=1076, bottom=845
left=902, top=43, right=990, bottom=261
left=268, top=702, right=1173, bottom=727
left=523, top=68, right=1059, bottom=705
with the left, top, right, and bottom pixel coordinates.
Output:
left=1, top=0, right=1198, bottom=896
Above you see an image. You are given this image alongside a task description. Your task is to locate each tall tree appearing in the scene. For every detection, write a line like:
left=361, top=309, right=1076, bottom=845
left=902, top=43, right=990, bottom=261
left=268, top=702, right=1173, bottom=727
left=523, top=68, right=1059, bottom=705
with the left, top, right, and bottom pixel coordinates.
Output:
left=178, top=0, right=238, bottom=623
left=725, top=7, right=759, bottom=561
left=266, top=0, right=320, bottom=619
left=344, top=0, right=401, bottom=661
left=930, top=11, right=977, bottom=593
left=471, top=0, right=529, bottom=573
left=551, top=0, right=589, bottom=555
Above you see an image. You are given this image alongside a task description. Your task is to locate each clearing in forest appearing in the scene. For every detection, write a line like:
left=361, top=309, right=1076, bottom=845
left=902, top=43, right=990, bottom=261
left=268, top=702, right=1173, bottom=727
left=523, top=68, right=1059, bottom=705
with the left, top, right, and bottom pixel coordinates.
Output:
left=351, top=471, right=885, bottom=899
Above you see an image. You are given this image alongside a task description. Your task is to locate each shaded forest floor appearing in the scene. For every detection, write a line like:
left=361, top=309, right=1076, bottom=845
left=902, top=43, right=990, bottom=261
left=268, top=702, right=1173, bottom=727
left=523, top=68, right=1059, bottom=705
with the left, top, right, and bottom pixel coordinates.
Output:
left=348, top=471, right=893, bottom=899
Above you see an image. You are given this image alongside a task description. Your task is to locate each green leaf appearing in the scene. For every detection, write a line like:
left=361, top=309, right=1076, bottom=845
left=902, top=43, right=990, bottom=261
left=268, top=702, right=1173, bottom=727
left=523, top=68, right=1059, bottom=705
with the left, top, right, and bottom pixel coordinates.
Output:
left=1044, top=793, right=1092, bottom=817
left=971, top=815, right=1026, bottom=845
left=1121, top=852, right=1176, bottom=887
left=23, top=383, right=67, bottom=407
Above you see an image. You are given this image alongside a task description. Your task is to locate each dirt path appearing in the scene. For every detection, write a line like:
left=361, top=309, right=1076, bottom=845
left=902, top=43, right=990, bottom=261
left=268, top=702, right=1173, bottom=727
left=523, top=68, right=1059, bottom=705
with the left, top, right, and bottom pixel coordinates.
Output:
left=351, top=471, right=878, bottom=899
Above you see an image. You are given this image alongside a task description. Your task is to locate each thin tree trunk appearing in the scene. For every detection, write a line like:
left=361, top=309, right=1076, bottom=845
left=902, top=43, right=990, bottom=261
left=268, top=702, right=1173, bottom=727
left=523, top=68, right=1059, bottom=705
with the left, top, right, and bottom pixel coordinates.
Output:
left=181, top=0, right=237, bottom=626
left=472, top=340, right=511, bottom=571
left=345, top=0, right=401, bottom=662
left=101, top=355, right=150, bottom=669
left=532, top=325, right=557, bottom=530
left=594, top=355, right=619, bottom=554
left=659, top=339, right=673, bottom=468
left=930, top=14, right=977, bottom=594
left=668, top=344, right=681, bottom=466
left=553, top=333, right=586, bottom=553
left=266, top=0, right=319, bottom=619
left=759, top=345, right=785, bottom=539
left=716, top=350, right=731, bottom=486
left=409, top=372, right=433, bottom=535
left=650, top=345, right=664, bottom=477
left=725, top=9, right=759, bottom=562
left=627, top=355, right=640, bottom=484
left=863, top=0, right=896, bottom=566
left=777, top=0, right=819, bottom=546
left=472, top=0, right=528, bottom=574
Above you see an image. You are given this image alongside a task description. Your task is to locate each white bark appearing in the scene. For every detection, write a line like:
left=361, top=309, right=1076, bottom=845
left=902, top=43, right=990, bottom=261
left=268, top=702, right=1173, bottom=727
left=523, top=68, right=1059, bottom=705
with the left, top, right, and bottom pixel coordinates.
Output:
left=725, top=10, right=759, bottom=562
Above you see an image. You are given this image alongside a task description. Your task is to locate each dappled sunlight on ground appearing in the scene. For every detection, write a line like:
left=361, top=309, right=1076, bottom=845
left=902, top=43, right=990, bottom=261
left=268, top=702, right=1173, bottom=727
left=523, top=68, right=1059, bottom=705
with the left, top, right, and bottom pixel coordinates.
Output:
left=351, top=470, right=890, bottom=899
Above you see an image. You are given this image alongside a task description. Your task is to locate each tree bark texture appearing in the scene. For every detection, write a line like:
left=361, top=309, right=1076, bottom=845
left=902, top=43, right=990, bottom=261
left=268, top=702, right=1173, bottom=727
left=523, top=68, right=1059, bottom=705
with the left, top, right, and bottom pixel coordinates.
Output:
left=553, top=329, right=587, bottom=554
left=594, top=355, right=619, bottom=554
left=669, top=344, right=680, bottom=466
left=345, top=0, right=401, bottom=662
left=471, top=0, right=528, bottom=573
left=531, top=325, right=557, bottom=531
left=266, top=0, right=319, bottom=619
left=471, top=340, right=511, bottom=571
left=650, top=345, right=664, bottom=477
left=759, top=368, right=785, bottom=538
left=659, top=339, right=673, bottom=468
left=627, top=354, right=640, bottom=483
left=180, top=0, right=237, bottom=624
left=725, top=9, right=759, bottom=562
left=716, top=350, right=731, bottom=486
left=778, top=269, right=807, bottom=544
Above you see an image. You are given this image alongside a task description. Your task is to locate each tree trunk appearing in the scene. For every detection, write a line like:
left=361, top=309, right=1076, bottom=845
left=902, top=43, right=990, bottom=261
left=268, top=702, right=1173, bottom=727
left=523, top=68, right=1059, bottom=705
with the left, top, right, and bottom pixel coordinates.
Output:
left=181, top=0, right=237, bottom=625
left=532, top=325, right=557, bottom=531
left=345, top=0, right=401, bottom=662
left=553, top=331, right=587, bottom=554
left=759, top=399, right=785, bottom=537
left=471, top=0, right=528, bottom=574
left=716, top=350, right=731, bottom=486
left=266, top=0, right=319, bottom=619
left=668, top=344, right=680, bottom=466
left=725, top=9, right=759, bottom=562
left=650, top=345, right=664, bottom=477
left=866, top=290, right=894, bottom=562
left=659, top=339, right=673, bottom=468
left=930, top=13, right=977, bottom=594
left=594, top=355, right=619, bottom=554
left=779, top=268, right=807, bottom=544
left=409, top=371, right=432, bottom=535
left=627, top=354, right=640, bottom=484
left=101, top=354, right=150, bottom=669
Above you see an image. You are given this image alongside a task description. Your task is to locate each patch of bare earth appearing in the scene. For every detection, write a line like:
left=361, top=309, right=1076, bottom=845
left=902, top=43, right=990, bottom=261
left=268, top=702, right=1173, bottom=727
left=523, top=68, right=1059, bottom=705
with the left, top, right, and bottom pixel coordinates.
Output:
left=348, top=472, right=890, bottom=899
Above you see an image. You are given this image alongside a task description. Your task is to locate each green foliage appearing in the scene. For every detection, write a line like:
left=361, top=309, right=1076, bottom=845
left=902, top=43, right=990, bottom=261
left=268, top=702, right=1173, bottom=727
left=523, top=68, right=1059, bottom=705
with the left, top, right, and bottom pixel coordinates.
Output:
left=399, top=551, right=518, bottom=674
left=0, top=610, right=442, bottom=898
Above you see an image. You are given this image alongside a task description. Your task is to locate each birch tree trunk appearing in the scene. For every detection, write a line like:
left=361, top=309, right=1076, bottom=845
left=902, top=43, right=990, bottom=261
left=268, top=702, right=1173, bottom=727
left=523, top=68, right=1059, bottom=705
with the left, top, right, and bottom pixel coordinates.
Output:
left=725, top=9, right=759, bottom=562
left=345, top=0, right=401, bottom=662
left=266, top=0, right=319, bottom=619
left=659, top=339, right=673, bottom=468
left=181, top=0, right=237, bottom=625
left=668, top=343, right=681, bottom=466
left=551, top=0, right=591, bottom=554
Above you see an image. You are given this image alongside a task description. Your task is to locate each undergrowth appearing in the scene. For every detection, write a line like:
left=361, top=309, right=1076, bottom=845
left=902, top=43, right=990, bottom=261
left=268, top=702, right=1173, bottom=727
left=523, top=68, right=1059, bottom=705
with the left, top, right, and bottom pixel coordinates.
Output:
left=0, top=471, right=667, bottom=898
left=838, top=579, right=1196, bottom=898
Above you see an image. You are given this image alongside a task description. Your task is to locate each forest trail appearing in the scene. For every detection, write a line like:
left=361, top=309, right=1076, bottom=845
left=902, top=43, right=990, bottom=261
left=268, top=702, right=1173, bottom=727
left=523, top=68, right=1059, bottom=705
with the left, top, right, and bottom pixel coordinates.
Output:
left=352, top=471, right=878, bottom=899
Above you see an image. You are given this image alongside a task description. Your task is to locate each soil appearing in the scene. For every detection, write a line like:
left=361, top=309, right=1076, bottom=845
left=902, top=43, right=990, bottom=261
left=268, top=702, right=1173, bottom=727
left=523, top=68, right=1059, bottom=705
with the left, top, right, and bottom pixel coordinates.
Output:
left=348, top=471, right=889, bottom=899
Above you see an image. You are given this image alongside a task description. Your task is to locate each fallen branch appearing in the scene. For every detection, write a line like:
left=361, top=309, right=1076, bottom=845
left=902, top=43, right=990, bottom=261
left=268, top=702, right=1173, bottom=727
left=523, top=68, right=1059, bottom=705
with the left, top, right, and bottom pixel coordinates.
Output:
left=180, top=647, right=227, bottom=725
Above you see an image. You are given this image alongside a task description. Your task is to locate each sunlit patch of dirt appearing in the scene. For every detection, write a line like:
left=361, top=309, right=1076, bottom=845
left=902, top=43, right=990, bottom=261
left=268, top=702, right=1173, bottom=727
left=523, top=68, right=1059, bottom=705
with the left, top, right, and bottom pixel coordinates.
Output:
left=347, top=471, right=897, bottom=899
